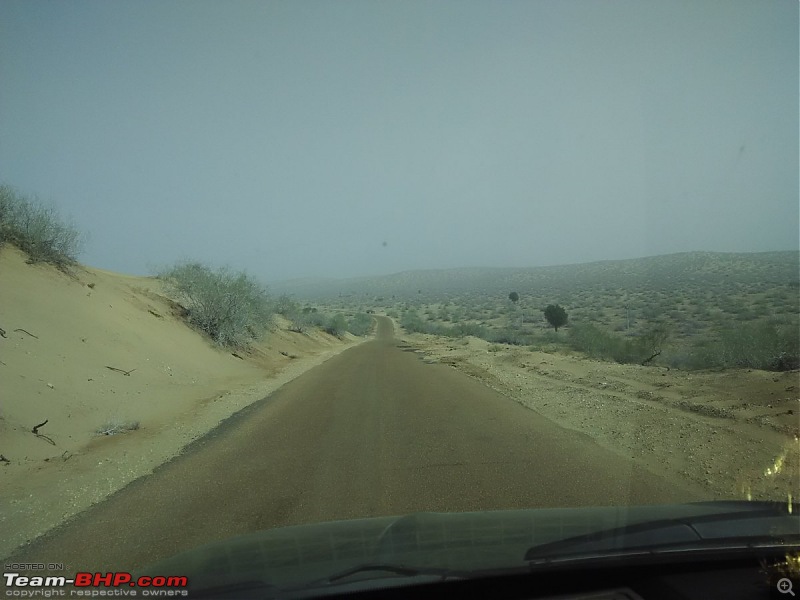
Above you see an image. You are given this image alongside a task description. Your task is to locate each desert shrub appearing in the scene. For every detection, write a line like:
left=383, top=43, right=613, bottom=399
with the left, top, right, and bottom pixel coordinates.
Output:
left=274, top=294, right=298, bottom=316
left=527, top=336, right=566, bottom=353
left=159, top=262, right=272, bottom=348
left=641, top=306, right=660, bottom=320
left=692, top=319, right=799, bottom=371
left=347, top=313, right=373, bottom=336
left=568, top=323, right=606, bottom=357
left=287, top=311, right=311, bottom=333
left=567, top=322, right=669, bottom=365
left=400, top=310, right=427, bottom=333
left=0, top=184, right=83, bottom=267
left=398, top=312, right=487, bottom=339
left=678, top=319, right=704, bottom=336
left=0, top=185, right=14, bottom=243
left=286, top=305, right=327, bottom=333
left=277, top=297, right=320, bottom=332
left=486, top=328, right=536, bottom=346
left=307, top=310, right=327, bottom=327
left=448, top=322, right=487, bottom=338
left=324, top=313, right=349, bottom=338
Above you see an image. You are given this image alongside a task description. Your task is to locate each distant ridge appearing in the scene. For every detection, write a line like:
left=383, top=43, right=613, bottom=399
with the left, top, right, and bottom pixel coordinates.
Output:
left=269, top=250, right=800, bottom=300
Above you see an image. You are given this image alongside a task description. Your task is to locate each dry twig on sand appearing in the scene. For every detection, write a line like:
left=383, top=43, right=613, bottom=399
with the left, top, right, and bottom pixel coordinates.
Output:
left=31, top=419, right=55, bottom=445
left=105, top=366, right=136, bottom=376
left=14, top=328, right=38, bottom=339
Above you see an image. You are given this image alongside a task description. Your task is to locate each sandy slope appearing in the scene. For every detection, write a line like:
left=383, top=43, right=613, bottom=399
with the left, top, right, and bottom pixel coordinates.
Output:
left=0, top=246, right=362, bottom=558
left=400, top=332, right=799, bottom=503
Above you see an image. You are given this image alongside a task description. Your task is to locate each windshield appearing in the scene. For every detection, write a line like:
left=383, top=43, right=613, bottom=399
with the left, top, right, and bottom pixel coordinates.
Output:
left=0, top=0, right=797, bottom=595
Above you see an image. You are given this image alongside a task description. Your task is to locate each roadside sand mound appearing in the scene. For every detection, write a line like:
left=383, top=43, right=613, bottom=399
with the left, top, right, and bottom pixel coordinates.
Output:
left=0, top=245, right=361, bottom=558
left=0, top=246, right=269, bottom=462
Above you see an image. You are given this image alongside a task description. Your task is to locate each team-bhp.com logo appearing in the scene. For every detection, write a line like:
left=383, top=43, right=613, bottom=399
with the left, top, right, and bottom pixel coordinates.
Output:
left=4, top=571, right=188, bottom=597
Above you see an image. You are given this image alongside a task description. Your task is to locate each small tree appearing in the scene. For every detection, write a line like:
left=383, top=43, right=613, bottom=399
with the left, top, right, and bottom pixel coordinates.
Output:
left=508, top=291, right=523, bottom=326
left=544, top=304, right=568, bottom=332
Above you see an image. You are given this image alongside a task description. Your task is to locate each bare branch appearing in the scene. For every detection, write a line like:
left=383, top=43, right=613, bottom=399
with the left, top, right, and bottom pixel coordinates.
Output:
left=105, top=366, right=136, bottom=376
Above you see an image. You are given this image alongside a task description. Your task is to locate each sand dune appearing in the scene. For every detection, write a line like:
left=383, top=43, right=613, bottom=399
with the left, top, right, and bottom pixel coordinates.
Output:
left=0, top=245, right=361, bottom=558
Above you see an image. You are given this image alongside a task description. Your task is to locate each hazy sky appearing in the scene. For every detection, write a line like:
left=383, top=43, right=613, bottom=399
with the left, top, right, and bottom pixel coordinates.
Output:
left=1, top=1, right=797, bottom=282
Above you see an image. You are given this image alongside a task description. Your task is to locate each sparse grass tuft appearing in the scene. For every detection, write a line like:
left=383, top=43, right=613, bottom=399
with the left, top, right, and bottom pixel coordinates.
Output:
left=95, top=420, right=140, bottom=436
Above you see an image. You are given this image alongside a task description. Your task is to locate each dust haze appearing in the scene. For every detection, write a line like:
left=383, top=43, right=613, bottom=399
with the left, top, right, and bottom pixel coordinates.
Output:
left=0, top=0, right=796, bottom=282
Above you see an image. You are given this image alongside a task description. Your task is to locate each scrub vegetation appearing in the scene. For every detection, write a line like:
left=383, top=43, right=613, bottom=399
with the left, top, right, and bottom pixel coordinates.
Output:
left=0, top=184, right=83, bottom=268
left=275, top=294, right=373, bottom=339
left=158, top=262, right=275, bottom=348
left=296, top=251, right=799, bottom=372
left=158, top=264, right=376, bottom=348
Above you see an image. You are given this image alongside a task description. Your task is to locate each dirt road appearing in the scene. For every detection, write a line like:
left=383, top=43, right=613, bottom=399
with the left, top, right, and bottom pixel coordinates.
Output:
left=5, top=317, right=698, bottom=572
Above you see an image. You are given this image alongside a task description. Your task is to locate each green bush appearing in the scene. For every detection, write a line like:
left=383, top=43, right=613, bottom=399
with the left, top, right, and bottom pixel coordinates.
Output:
left=567, top=322, right=669, bottom=365
left=400, top=310, right=427, bottom=333
left=287, top=311, right=312, bottom=333
left=286, top=305, right=327, bottom=333
left=0, top=184, right=83, bottom=267
left=568, top=323, right=624, bottom=361
left=274, top=294, right=298, bottom=316
left=692, top=320, right=799, bottom=371
left=447, top=322, right=487, bottom=338
left=0, top=186, right=14, bottom=244
left=347, top=313, right=373, bottom=336
left=159, top=262, right=272, bottom=348
left=544, top=304, right=568, bottom=331
left=486, top=328, right=536, bottom=346
left=324, top=313, right=349, bottom=338
left=273, top=297, right=326, bottom=333
left=399, top=309, right=486, bottom=339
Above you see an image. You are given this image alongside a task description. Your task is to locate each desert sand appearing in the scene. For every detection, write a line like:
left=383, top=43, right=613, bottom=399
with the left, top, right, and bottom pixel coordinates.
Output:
left=399, top=332, right=799, bottom=504
left=0, top=246, right=362, bottom=559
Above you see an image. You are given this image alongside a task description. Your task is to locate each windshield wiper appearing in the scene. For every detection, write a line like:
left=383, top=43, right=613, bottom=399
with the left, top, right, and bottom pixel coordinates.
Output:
left=289, top=561, right=470, bottom=593
left=325, top=563, right=460, bottom=583
left=524, top=504, right=799, bottom=563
